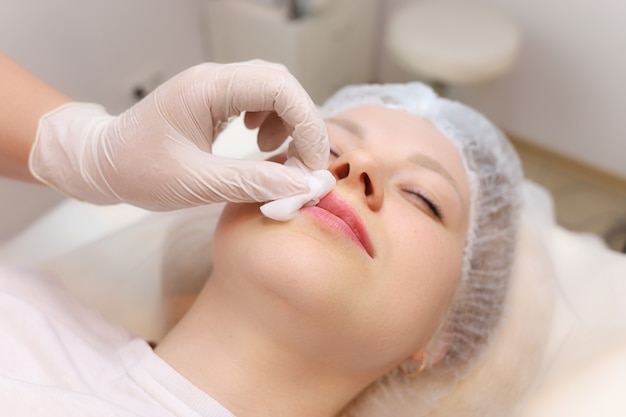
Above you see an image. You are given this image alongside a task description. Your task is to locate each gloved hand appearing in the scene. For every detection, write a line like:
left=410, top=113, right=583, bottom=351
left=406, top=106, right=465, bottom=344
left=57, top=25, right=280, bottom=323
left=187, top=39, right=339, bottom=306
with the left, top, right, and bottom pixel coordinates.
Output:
left=29, top=60, right=329, bottom=211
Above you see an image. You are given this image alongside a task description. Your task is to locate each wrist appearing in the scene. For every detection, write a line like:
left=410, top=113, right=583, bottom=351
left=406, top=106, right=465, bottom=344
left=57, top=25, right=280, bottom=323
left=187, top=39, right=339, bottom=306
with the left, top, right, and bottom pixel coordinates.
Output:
left=29, top=102, right=119, bottom=204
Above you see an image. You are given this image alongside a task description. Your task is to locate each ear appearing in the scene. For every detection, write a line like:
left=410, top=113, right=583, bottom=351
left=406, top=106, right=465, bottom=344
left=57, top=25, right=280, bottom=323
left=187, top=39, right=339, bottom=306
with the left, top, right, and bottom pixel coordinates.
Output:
left=411, top=331, right=454, bottom=368
left=409, top=348, right=425, bottom=363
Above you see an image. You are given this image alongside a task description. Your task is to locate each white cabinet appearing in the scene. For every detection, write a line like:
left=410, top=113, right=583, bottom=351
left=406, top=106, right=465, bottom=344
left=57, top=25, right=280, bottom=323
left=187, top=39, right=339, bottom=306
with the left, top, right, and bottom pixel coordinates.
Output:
left=202, top=0, right=380, bottom=104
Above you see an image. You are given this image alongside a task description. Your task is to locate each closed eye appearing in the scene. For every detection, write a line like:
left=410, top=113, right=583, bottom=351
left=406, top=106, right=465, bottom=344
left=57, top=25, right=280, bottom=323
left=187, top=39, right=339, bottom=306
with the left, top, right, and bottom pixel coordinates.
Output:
left=403, top=189, right=444, bottom=220
left=330, top=147, right=340, bottom=158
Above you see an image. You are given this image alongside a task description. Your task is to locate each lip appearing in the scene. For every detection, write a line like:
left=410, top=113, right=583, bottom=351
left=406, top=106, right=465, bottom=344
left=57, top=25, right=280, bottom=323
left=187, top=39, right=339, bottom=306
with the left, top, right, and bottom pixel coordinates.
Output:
left=301, top=192, right=374, bottom=257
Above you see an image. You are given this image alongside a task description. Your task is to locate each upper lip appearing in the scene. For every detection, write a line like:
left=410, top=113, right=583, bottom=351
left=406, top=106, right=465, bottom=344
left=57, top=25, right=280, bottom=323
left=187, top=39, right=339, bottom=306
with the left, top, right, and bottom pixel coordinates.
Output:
left=316, top=192, right=374, bottom=257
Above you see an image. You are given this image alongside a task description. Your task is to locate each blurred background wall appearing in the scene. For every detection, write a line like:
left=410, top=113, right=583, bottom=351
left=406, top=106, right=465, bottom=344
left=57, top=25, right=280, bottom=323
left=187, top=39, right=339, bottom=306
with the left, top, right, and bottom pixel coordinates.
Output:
left=0, top=0, right=207, bottom=242
left=379, top=0, right=626, bottom=182
left=1, top=0, right=624, bottom=242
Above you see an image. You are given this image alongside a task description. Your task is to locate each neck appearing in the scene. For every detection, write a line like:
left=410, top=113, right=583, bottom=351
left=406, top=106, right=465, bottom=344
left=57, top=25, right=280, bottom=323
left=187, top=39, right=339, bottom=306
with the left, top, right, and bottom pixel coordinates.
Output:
left=155, top=272, right=373, bottom=417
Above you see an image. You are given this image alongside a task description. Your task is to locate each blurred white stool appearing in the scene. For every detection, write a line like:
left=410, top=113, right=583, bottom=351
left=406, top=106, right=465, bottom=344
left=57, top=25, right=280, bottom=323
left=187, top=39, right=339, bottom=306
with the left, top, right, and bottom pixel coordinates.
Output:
left=385, top=0, right=521, bottom=95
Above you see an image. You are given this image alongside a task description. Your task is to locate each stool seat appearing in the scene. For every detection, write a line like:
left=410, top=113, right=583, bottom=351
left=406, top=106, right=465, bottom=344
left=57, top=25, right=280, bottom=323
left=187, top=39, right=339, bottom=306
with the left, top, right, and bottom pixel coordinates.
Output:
left=386, top=0, right=521, bottom=85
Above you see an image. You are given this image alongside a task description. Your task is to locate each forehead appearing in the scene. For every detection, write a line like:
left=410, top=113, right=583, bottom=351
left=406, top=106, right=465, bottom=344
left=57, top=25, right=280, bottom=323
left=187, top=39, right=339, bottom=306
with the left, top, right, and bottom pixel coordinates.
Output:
left=326, top=105, right=453, bottom=152
left=328, top=105, right=466, bottom=170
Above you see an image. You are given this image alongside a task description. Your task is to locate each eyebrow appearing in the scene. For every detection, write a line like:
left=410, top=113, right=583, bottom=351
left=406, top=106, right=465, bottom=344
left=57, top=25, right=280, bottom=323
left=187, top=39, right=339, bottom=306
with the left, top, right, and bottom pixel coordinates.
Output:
left=326, top=116, right=465, bottom=206
left=409, top=153, right=464, bottom=206
left=325, top=117, right=365, bottom=138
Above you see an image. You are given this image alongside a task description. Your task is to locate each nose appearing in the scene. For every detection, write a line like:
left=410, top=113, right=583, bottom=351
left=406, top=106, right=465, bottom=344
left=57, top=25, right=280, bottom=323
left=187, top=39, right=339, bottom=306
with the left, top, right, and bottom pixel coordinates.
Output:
left=328, top=150, right=384, bottom=211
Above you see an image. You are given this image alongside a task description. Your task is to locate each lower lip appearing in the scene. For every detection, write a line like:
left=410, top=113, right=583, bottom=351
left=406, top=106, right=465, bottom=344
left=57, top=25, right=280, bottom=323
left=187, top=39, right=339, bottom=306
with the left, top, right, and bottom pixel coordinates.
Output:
left=301, top=206, right=368, bottom=254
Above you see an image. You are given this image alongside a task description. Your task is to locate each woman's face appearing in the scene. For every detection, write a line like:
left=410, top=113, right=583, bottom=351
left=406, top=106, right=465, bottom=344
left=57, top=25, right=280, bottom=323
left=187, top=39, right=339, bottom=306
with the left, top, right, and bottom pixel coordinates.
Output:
left=212, top=105, right=471, bottom=374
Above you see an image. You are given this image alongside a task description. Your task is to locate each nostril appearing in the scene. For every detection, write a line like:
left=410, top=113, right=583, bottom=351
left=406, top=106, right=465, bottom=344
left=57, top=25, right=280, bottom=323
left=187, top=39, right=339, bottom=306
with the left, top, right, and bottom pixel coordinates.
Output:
left=336, top=163, right=350, bottom=180
left=361, top=173, right=373, bottom=196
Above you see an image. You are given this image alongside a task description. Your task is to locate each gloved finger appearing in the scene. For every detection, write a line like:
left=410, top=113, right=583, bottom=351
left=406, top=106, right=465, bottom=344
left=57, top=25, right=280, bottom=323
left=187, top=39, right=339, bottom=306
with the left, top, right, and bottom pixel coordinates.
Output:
left=244, top=111, right=291, bottom=151
left=244, top=111, right=292, bottom=152
left=243, top=59, right=289, bottom=72
left=176, top=153, right=311, bottom=204
left=244, top=111, right=270, bottom=129
left=256, top=112, right=291, bottom=151
left=210, top=62, right=329, bottom=170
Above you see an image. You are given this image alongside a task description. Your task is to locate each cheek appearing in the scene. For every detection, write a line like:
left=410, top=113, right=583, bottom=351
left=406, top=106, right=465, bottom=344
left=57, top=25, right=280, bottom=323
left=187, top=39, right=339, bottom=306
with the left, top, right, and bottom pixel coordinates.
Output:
left=213, top=203, right=271, bottom=277
left=370, top=216, right=464, bottom=348
left=213, top=208, right=373, bottom=313
left=215, top=202, right=261, bottom=231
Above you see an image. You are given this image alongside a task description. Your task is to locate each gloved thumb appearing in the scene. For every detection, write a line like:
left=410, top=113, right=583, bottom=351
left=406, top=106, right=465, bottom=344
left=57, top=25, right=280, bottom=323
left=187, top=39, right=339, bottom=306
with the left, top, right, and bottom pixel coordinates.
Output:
left=173, top=153, right=314, bottom=205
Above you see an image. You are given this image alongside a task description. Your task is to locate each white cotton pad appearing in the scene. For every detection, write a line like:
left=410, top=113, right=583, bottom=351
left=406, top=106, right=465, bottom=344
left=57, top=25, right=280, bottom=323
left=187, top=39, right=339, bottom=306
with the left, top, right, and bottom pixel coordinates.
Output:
left=260, top=157, right=335, bottom=221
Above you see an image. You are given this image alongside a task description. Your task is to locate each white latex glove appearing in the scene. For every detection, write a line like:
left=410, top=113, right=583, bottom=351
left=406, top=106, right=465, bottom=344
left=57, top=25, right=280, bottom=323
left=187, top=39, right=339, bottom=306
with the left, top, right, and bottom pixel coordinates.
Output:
left=29, top=60, right=329, bottom=211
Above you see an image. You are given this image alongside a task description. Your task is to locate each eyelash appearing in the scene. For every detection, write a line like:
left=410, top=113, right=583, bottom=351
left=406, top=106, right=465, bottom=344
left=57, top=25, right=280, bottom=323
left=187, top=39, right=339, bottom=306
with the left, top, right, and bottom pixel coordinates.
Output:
left=329, top=148, right=340, bottom=158
left=403, top=189, right=444, bottom=220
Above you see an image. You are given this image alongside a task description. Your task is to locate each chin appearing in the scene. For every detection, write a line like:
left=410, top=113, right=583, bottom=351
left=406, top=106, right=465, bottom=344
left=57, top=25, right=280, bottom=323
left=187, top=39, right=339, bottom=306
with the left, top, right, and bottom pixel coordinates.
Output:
left=214, top=208, right=369, bottom=315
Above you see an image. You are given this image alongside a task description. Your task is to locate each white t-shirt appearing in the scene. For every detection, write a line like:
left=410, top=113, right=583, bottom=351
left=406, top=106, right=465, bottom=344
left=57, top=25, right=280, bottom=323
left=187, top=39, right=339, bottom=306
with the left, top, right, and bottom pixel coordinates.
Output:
left=0, top=265, right=235, bottom=417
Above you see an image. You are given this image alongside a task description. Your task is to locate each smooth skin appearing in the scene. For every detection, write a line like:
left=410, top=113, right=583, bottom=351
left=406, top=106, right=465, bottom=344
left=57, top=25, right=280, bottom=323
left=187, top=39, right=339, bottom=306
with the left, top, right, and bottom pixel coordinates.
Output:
left=0, top=53, right=70, bottom=182
left=156, top=105, right=471, bottom=417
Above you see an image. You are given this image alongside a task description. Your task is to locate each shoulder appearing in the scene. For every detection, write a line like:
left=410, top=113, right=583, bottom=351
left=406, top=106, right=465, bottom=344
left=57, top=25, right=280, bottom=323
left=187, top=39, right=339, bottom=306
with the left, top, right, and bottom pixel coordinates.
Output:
left=0, top=265, right=135, bottom=379
left=0, top=265, right=131, bottom=342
